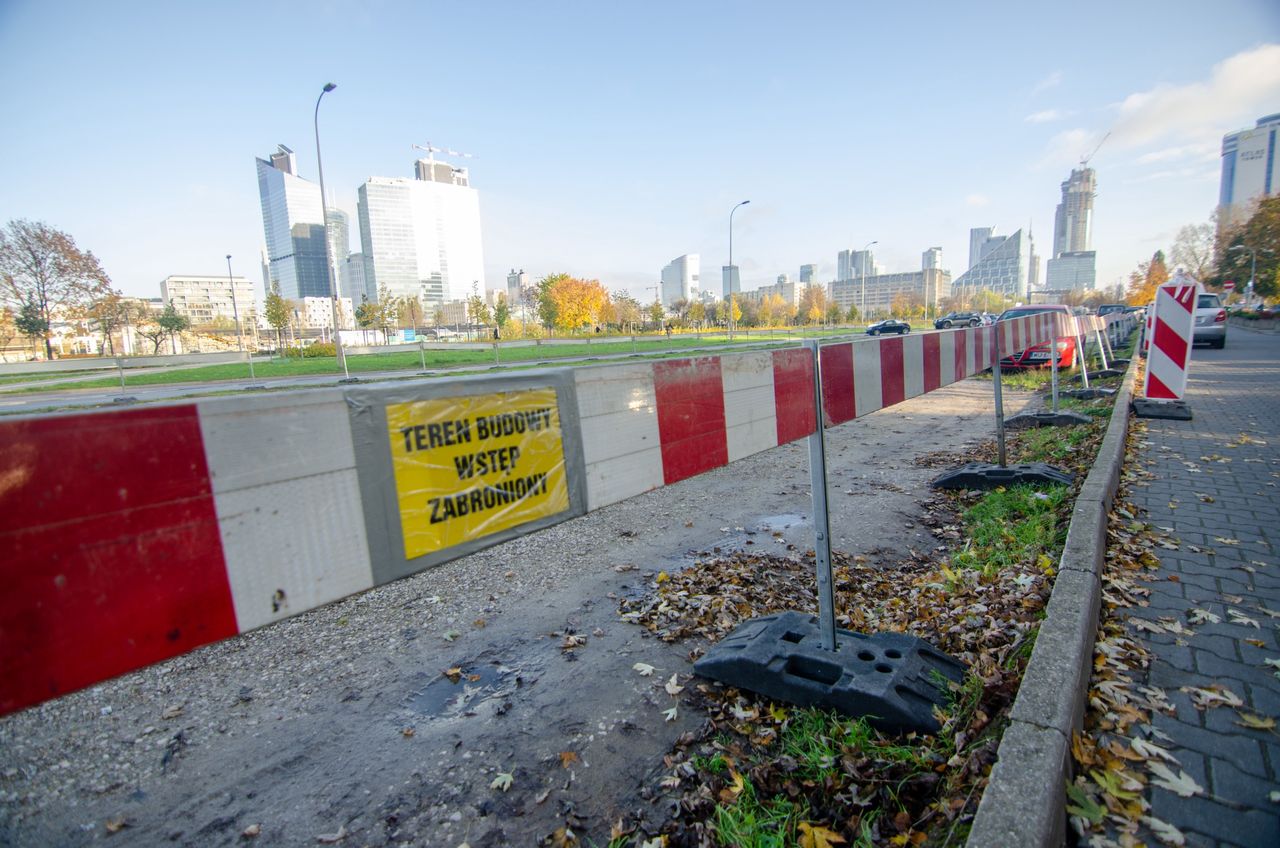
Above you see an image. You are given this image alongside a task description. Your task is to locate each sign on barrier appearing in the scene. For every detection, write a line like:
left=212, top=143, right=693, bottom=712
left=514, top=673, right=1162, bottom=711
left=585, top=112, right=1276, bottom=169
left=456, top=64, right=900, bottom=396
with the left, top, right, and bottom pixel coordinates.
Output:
left=386, top=388, right=570, bottom=558
left=1143, top=282, right=1196, bottom=400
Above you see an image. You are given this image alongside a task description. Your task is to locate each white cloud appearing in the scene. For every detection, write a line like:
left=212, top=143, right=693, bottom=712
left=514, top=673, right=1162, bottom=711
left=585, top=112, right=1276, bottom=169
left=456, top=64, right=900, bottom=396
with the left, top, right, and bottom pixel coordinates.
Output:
left=1135, top=142, right=1220, bottom=165
left=1035, top=127, right=1103, bottom=170
left=965, top=193, right=990, bottom=207
left=1031, top=71, right=1063, bottom=94
left=1025, top=109, right=1067, bottom=124
left=1110, top=44, right=1280, bottom=149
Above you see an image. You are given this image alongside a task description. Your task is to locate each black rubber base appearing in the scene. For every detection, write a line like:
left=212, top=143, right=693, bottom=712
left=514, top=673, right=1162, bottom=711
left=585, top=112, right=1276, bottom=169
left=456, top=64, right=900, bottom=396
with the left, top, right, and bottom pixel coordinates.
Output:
left=1004, top=411, right=1093, bottom=429
left=111, top=396, right=138, bottom=404
left=337, top=377, right=362, bottom=384
left=932, top=461, right=1074, bottom=490
left=1109, top=358, right=1131, bottom=367
left=1068, top=369, right=1124, bottom=382
left=1062, top=387, right=1117, bottom=399
left=1131, top=398, right=1193, bottom=420
left=693, top=611, right=965, bottom=734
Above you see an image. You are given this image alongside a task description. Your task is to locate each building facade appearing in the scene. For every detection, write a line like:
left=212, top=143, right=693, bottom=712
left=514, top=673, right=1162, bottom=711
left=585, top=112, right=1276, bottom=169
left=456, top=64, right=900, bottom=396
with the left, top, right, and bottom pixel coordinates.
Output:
left=742, top=278, right=800, bottom=307
left=660, top=254, right=700, bottom=306
left=256, top=145, right=330, bottom=301
left=298, top=296, right=355, bottom=330
left=357, top=155, right=486, bottom=307
left=829, top=268, right=951, bottom=315
left=837, top=248, right=876, bottom=282
left=950, top=228, right=1029, bottom=303
left=1053, top=168, right=1096, bottom=257
left=1219, top=113, right=1280, bottom=230
left=1045, top=251, right=1097, bottom=290
left=160, top=275, right=257, bottom=326
left=799, top=264, right=817, bottom=284
left=506, top=269, right=528, bottom=306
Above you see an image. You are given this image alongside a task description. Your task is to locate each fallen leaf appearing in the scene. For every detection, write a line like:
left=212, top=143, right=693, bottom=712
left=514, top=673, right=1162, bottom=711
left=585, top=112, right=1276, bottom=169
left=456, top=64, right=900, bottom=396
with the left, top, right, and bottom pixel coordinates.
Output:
left=401, top=727, right=415, bottom=738
left=1130, top=738, right=1178, bottom=763
left=1180, top=685, right=1244, bottom=710
left=561, top=634, right=587, bottom=649
left=664, top=674, right=684, bottom=696
left=1234, top=712, right=1277, bottom=731
left=633, top=662, right=656, bottom=677
left=639, top=838, right=667, bottom=848
left=1187, top=608, right=1220, bottom=625
left=1227, top=609, right=1260, bottom=629
left=1147, top=762, right=1203, bottom=797
left=718, top=769, right=745, bottom=803
left=105, top=816, right=128, bottom=833
left=663, top=706, right=678, bottom=722
left=442, top=629, right=461, bottom=642
left=798, top=821, right=846, bottom=848
left=1141, top=815, right=1186, bottom=846
left=1066, top=783, right=1105, bottom=825
left=473, top=618, right=486, bottom=628
left=443, top=667, right=462, bottom=682
left=242, top=823, right=261, bottom=838
left=559, top=751, right=579, bottom=769
left=491, top=772, right=513, bottom=792
left=1214, top=537, right=1240, bottom=546
left=316, top=825, right=347, bottom=844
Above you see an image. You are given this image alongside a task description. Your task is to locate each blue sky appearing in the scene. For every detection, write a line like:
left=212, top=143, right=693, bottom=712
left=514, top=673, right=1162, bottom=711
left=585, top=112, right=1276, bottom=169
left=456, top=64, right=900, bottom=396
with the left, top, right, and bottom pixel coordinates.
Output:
left=1, top=1, right=1277, bottom=303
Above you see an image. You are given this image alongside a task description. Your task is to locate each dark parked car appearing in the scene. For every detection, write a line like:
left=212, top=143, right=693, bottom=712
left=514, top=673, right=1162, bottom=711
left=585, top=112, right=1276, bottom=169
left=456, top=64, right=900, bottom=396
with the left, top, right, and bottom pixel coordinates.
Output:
left=934, top=311, right=983, bottom=329
left=866, top=318, right=910, bottom=336
left=1097, top=303, right=1127, bottom=316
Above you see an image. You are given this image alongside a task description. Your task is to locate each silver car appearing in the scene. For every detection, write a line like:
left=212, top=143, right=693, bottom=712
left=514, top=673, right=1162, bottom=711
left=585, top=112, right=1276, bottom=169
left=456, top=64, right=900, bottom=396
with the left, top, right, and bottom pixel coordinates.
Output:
left=1194, top=292, right=1227, bottom=348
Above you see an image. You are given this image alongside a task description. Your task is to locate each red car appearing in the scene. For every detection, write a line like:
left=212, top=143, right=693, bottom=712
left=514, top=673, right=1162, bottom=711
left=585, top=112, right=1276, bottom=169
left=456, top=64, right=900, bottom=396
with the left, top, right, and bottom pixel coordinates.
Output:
left=997, top=305, right=1077, bottom=369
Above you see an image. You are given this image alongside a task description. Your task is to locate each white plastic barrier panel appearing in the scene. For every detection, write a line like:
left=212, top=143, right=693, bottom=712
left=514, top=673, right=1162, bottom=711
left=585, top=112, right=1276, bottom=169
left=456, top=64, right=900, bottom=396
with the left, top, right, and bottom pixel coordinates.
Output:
left=1143, top=282, right=1197, bottom=400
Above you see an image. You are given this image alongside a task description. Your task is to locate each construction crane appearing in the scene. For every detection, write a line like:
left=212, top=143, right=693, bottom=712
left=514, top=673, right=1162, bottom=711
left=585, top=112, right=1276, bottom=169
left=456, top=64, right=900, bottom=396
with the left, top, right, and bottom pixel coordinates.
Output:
left=412, top=142, right=477, bottom=165
left=1079, top=131, right=1110, bottom=169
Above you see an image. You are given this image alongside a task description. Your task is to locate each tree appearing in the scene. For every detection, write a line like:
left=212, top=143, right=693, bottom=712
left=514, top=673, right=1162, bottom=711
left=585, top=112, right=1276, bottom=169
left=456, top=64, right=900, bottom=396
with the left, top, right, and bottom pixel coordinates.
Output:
left=688, top=300, right=706, bottom=329
left=825, top=302, right=842, bottom=324
left=377, top=285, right=399, bottom=343
left=798, top=284, right=826, bottom=324
left=0, top=219, right=113, bottom=360
left=265, top=284, right=291, bottom=350
left=398, top=295, right=423, bottom=330
left=546, top=276, right=608, bottom=332
left=137, top=320, right=169, bottom=354
left=494, top=293, right=511, bottom=336
left=612, top=291, right=642, bottom=331
left=1217, top=196, right=1280, bottom=301
left=15, top=299, right=49, bottom=358
left=1125, top=250, right=1169, bottom=305
left=0, top=306, right=16, bottom=361
left=466, top=293, right=492, bottom=329
left=846, top=304, right=861, bottom=322
left=647, top=300, right=665, bottom=328
left=536, top=273, right=569, bottom=330
left=1170, top=222, right=1215, bottom=281
left=85, top=291, right=132, bottom=355
left=157, top=301, right=190, bottom=354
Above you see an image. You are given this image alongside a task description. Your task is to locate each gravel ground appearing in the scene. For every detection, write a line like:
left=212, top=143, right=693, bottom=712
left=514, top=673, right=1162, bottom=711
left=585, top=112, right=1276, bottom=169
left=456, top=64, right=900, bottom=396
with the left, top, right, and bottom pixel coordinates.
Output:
left=0, top=377, right=1034, bottom=847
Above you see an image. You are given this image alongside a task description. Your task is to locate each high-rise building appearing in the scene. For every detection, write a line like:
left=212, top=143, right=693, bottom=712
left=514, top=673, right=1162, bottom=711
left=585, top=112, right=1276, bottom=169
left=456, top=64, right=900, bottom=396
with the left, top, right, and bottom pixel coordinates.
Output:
left=968, top=227, right=995, bottom=270
left=660, top=254, right=700, bottom=306
left=828, top=251, right=950, bottom=315
left=722, top=265, right=740, bottom=299
left=1053, top=168, right=1096, bottom=257
left=1219, top=113, right=1280, bottom=230
left=506, top=269, right=528, bottom=306
left=160, top=275, right=257, bottom=326
left=357, top=154, right=486, bottom=306
left=950, top=228, right=1029, bottom=302
left=922, top=247, right=943, bottom=270
left=1045, top=251, right=1097, bottom=290
left=255, top=145, right=329, bottom=301
left=1027, top=232, right=1041, bottom=291
left=343, top=253, right=366, bottom=303
left=837, top=249, right=876, bottom=282
left=742, top=278, right=800, bottom=307
left=799, top=264, right=817, bottom=284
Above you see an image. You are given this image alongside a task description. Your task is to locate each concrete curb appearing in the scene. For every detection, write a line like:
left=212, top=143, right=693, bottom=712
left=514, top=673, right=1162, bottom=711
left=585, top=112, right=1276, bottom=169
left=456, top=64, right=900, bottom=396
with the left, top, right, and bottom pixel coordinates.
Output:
left=967, top=358, right=1138, bottom=847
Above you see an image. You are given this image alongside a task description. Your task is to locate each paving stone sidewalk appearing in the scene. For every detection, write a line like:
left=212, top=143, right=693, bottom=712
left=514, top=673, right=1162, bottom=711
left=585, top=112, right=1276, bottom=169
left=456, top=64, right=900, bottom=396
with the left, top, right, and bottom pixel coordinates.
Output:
left=1125, top=328, right=1280, bottom=847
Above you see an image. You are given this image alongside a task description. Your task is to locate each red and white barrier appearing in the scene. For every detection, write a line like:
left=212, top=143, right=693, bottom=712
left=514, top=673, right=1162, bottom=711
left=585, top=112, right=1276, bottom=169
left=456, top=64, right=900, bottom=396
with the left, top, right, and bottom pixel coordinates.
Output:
left=0, top=316, right=1064, bottom=715
left=1143, top=282, right=1197, bottom=400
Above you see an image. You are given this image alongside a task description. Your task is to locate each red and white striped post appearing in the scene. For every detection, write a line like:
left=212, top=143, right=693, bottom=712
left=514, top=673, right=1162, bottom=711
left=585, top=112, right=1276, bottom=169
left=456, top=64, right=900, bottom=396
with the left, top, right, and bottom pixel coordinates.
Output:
left=1135, top=275, right=1197, bottom=419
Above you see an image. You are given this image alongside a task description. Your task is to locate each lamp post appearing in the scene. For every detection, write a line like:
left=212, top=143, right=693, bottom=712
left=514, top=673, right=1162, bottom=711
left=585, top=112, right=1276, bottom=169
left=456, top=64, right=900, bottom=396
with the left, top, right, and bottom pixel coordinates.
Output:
left=226, top=254, right=254, bottom=381
left=314, top=82, right=352, bottom=381
left=728, top=199, right=750, bottom=341
left=859, top=240, right=877, bottom=320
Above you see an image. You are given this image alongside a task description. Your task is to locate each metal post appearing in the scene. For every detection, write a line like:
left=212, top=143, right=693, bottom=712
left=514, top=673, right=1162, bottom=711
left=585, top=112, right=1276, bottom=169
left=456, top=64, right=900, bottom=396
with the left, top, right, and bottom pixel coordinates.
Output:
left=1074, top=318, right=1091, bottom=388
left=226, top=255, right=255, bottom=381
left=1050, top=337, right=1060, bottom=413
left=418, top=341, right=427, bottom=374
left=117, top=357, right=126, bottom=391
left=991, top=327, right=1007, bottom=467
left=728, top=200, right=750, bottom=342
left=804, top=340, right=837, bottom=652
left=314, top=82, right=352, bottom=382
left=1093, top=327, right=1110, bottom=370
left=494, top=341, right=500, bottom=366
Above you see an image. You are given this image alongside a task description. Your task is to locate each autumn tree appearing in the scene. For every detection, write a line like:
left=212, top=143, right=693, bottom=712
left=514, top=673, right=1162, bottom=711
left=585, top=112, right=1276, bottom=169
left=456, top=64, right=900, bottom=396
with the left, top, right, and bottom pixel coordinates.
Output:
left=1216, top=196, right=1280, bottom=301
left=494, top=293, right=511, bottom=336
left=0, top=220, right=113, bottom=360
left=85, top=291, right=135, bottom=355
left=546, top=276, right=608, bottom=332
left=647, top=300, right=665, bottom=328
left=1125, top=250, right=1170, bottom=305
left=398, top=295, right=423, bottom=330
left=536, top=273, right=569, bottom=329
left=0, top=306, right=16, bottom=360
left=15, top=299, right=48, bottom=357
left=466, top=293, right=491, bottom=328
left=612, top=291, right=642, bottom=331
left=798, top=284, right=826, bottom=324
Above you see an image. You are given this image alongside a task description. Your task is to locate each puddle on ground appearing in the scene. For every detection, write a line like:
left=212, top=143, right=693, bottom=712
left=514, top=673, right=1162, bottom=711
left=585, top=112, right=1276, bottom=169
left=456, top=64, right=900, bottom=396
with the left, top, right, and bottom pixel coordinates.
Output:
left=754, top=513, right=808, bottom=532
left=408, top=663, right=515, bottom=717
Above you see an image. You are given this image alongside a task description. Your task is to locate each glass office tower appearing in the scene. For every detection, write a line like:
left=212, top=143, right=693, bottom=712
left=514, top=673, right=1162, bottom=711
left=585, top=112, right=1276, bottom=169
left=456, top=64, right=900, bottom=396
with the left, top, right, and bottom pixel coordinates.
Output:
left=255, top=145, right=330, bottom=300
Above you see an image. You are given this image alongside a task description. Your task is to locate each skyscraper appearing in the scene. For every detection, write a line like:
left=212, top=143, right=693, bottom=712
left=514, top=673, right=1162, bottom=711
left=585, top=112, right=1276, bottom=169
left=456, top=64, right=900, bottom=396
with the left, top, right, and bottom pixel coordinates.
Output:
left=968, top=227, right=995, bottom=271
left=1219, top=113, right=1280, bottom=231
left=660, top=254, right=700, bottom=306
left=1053, top=168, right=1096, bottom=257
left=799, top=264, right=817, bottom=284
left=837, top=249, right=875, bottom=281
left=357, top=154, right=486, bottom=306
left=255, top=145, right=329, bottom=300
left=950, top=228, right=1028, bottom=302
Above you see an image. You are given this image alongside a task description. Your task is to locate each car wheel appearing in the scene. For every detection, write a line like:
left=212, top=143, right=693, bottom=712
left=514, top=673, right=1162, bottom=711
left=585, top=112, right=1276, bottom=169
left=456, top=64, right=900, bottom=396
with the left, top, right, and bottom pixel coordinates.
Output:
left=941, top=320, right=952, bottom=329
left=969, top=319, right=980, bottom=327
left=868, top=329, right=879, bottom=336
left=1213, top=338, right=1226, bottom=349
left=899, top=326, right=909, bottom=334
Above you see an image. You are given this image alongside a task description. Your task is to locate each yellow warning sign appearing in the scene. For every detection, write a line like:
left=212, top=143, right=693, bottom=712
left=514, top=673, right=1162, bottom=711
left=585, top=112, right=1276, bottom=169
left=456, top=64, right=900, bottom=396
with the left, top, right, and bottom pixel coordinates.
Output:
left=386, top=388, right=569, bottom=559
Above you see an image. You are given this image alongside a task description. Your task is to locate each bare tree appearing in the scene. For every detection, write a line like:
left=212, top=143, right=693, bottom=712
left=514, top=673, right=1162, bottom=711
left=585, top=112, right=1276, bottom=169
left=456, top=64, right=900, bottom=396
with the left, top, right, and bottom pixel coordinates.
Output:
left=0, top=220, right=112, bottom=360
left=1170, top=222, right=1215, bottom=280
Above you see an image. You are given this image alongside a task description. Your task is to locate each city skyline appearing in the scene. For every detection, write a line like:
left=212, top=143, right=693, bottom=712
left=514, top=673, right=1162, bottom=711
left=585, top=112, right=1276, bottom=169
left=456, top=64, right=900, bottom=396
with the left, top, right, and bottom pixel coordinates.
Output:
left=0, top=2, right=1277, bottom=305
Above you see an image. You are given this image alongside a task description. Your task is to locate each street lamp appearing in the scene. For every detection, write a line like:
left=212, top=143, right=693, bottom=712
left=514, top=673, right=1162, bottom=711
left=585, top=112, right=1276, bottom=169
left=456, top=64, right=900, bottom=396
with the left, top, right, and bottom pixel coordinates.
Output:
left=859, top=240, right=878, bottom=320
left=226, top=254, right=254, bottom=381
left=314, top=81, right=353, bottom=381
left=728, top=200, right=750, bottom=340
